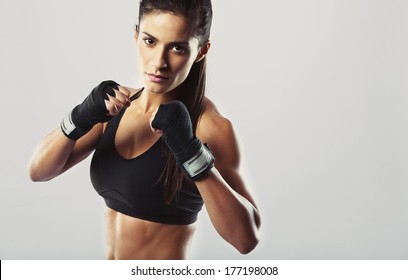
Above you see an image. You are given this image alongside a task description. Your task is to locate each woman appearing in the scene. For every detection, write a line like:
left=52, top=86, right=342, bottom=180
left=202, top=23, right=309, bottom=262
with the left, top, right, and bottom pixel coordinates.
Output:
left=28, top=0, right=261, bottom=260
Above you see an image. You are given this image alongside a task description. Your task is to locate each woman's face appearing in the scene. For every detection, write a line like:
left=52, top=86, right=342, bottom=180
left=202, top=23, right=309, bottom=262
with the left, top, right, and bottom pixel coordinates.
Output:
left=136, top=12, right=203, bottom=95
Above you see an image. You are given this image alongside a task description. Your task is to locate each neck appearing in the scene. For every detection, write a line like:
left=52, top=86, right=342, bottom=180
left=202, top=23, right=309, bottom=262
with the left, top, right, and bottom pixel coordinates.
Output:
left=139, top=88, right=180, bottom=114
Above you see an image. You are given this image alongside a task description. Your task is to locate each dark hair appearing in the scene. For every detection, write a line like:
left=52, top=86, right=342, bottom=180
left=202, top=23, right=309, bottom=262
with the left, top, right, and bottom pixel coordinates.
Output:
left=138, top=0, right=213, bottom=203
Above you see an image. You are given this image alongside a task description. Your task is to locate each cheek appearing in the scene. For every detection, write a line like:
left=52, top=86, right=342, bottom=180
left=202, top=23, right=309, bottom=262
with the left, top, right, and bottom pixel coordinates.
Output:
left=170, top=56, right=196, bottom=79
left=136, top=44, right=151, bottom=65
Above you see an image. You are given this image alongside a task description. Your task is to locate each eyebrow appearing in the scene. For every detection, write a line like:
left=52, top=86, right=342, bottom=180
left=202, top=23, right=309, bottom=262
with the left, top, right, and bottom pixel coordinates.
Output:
left=142, top=32, right=190, bottom=45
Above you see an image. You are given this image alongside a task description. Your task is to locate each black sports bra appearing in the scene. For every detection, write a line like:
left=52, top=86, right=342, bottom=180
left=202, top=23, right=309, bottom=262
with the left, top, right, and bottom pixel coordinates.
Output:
left=90, top=90, right=203, bottom=225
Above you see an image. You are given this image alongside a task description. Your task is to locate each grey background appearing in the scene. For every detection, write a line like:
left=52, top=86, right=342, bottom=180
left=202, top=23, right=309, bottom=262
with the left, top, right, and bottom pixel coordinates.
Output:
left=1, top=0, right=407, bottom=259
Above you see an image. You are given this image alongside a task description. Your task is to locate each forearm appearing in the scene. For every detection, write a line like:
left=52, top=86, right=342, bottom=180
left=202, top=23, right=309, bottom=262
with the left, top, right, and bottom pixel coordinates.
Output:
left=196, top=169, right=261, bottom=254
left=28, top=128, right=76, bottom=181
left=150, top=101, right=260, bottom=253
left=28, top=81, right=128, bottom=182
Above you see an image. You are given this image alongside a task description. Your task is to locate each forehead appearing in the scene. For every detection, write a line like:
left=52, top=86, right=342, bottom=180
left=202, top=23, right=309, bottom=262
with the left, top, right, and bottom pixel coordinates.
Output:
left=139, top=12, right=195, bottom=42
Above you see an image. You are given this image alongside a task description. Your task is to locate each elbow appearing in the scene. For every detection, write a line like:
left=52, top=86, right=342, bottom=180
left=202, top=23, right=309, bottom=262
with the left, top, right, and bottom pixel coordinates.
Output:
left=233, top=223, right=261, bottom=254
left=27, top=162, right=38, bottom=182
left=28, top=172, right=46, bottom=182
left=236, top=235, right=260, bottom=255
left=235, top=210, right=262, bottom=254
left=27, top=162, right=50, bottom=182
left=28, top=167, right=43, bottom=182
left=237, top=209, right=261, bottom=254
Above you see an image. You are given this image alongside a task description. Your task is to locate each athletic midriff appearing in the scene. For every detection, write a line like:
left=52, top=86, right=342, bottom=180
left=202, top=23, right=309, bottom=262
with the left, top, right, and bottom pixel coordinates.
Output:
left=104, top=208, right=196, bottom=259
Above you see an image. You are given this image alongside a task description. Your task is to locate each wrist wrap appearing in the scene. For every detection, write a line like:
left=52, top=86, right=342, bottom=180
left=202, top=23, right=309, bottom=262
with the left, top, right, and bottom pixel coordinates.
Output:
left=152, top=100, right=214, bottom=181
left=61, top=80, right=119, bottom=140
left=181, top=143, right=214, bottom=181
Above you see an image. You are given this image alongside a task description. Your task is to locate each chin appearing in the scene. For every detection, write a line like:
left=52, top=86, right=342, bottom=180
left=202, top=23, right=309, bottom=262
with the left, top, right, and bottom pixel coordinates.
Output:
left=145, top=85, right=169, bottom=95
left=143, top=79, right=165, bottom=93
left=144, top=80, right=180, bottom=95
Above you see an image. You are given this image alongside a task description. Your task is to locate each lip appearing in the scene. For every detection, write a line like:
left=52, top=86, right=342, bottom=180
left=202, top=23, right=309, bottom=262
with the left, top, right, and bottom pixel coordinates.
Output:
left=146, top=73, right=169, bottom=83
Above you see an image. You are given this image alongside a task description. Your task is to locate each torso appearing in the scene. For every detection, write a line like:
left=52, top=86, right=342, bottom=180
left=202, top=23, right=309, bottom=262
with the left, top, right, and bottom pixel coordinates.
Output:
left=96, top=87, right=208, bottom=259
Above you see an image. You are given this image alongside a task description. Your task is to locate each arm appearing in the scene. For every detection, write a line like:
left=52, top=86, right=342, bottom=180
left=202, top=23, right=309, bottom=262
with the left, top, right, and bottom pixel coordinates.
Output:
left=28, top=82, right=131, bottom=181
left=195, top=111, right=261, bottom=254
left=28, top=124, right=103, bottom=181
left=151, top=100, right=261, bottom=254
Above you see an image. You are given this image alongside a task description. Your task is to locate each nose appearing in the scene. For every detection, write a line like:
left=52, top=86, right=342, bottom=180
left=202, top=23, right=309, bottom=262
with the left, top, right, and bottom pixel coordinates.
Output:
left=151, top=47, right=168, bottom=71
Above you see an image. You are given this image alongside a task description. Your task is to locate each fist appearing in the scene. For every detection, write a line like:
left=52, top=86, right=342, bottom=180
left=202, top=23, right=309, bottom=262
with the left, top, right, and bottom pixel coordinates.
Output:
left=150, top=100, right=214, bottom=180
left=104, top=85, right=131, bottom=116
left=150, top=101, right=196, bottom=159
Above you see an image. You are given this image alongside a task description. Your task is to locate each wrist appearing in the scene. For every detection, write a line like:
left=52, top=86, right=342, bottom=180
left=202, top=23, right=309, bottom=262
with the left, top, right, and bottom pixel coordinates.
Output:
left=179, top=143, right=215, bottom=181
left=60, top=107, right=89, bottom=140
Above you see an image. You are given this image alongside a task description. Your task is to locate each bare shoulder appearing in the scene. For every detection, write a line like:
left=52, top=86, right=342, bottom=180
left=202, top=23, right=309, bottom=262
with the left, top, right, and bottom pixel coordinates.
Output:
left=197, top=97, right=240, bottom=169
left=197, top=97, right=232, bottom=141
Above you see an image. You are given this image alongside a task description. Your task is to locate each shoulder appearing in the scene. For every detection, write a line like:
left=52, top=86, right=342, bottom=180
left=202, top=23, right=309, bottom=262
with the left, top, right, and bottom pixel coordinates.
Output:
left=197, top=97, right=240, bottom=169
left=197, top=98, right=230, bottom=138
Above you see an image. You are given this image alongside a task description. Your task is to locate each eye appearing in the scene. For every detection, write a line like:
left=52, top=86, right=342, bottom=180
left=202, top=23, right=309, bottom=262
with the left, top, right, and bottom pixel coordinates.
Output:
left=143, top=37, right=155, bottom=46
left=171, top=45, right=188, bottom=54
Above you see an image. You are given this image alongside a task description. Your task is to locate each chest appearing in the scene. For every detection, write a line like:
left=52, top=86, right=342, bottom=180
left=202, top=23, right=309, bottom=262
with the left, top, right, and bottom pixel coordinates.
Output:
left=113, top=107, right=162, bottom=160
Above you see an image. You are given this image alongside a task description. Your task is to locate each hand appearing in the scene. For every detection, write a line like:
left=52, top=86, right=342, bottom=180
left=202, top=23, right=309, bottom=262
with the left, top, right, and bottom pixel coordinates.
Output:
left=151, top=100, right=214, bottom=180
left=149, top=107, right=163, bottom=135
left=151, top=100, right=196, bottom=161
left=105, top=85, right=131, bottom=116
left=61, top=80, right=129, bottom=140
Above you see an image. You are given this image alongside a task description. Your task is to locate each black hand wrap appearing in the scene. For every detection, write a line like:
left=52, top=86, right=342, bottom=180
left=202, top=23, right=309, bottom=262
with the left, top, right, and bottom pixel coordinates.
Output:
left=61, top=80, right=119, bottom=140
left=152, top=100, right=214, bottom=181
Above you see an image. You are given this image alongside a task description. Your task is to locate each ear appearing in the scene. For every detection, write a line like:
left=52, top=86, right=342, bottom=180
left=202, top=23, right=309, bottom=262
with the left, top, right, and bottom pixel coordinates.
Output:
left=195, top=41, right=211, bottom=63
left=134, top=25, right=140, bottom=41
